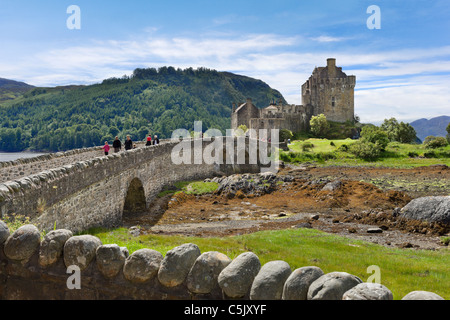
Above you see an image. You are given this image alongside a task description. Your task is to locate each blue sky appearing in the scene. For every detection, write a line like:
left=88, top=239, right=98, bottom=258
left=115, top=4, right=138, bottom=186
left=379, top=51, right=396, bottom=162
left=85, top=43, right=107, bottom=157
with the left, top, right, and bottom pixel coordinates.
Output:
left=1, top=0, right=449, bottom=123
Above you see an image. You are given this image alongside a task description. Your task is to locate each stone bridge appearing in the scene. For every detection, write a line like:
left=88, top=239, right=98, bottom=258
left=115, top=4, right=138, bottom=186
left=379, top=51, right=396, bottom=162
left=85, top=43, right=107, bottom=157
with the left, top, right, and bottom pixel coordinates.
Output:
left=0, top=137, right=277, bottom=233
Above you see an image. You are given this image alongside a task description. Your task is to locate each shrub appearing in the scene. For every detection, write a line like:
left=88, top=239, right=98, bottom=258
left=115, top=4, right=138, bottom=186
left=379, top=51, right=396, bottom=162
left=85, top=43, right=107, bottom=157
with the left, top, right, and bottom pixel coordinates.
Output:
left=423, top=151, right=437, bottom=158
left=408, top=151, right=419, bottom=158
left=424, top=136, right=448, bottom=149
left=302, top=142, right=314, bottom=151
left=338, top=144, right=349, bottom=152
left=309, top=114, right=330, bottom=138
left=349, top=141, right=382, bottom=160
left=330, top=141, right=336, bottom=147
left=360, top=126, right=390, bottom=151
left=315, top=152, right=337, bottom=161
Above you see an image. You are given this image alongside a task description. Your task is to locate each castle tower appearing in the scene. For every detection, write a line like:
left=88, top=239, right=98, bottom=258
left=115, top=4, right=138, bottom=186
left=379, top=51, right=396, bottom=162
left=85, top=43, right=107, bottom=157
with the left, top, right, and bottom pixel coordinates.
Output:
left=301, top=58, right=355, bottom=123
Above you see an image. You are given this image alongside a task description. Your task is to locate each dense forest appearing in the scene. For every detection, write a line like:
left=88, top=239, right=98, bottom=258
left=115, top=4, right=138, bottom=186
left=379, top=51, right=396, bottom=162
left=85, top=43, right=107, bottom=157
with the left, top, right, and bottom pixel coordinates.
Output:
left=0, top=67, right=285, bottom=152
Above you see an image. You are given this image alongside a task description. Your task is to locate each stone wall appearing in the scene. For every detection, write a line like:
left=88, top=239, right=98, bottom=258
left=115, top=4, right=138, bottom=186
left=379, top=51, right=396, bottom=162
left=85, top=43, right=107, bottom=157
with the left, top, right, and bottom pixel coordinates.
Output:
left=0, top=223, right=444, bottom=300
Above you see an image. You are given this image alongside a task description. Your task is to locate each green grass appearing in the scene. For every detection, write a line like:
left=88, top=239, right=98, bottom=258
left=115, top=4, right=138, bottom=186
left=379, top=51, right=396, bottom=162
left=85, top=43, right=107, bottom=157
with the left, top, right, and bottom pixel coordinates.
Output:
left=182, top=181, right=219, bottom=195
left=83, top=226, right=450, bottom=300
left=283, top=138, right=450, bottom=168
left=157, top=180, right=219, bottom=197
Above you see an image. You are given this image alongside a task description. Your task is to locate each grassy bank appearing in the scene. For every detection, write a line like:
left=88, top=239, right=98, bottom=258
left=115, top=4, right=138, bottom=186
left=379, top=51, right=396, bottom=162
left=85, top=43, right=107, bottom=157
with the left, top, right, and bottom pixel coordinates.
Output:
left=84, top=226, right=450, bottom=300
left=157, top=180, right=219, bottom=198
left=282, top=138, right=450, bottom=168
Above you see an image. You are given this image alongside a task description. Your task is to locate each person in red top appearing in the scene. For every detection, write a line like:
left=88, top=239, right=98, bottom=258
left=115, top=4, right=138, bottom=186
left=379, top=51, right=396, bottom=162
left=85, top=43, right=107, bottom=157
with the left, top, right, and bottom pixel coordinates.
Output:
left=146, top=134, right=152, bottom=146
left=102, top=141, right=111, bottom=155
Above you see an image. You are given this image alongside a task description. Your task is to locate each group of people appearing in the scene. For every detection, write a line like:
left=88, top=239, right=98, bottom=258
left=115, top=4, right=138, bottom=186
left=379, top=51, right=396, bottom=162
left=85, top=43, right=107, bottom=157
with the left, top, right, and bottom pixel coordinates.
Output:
left=101, top=134, right=160, bottom=156
left=145, top=134, right=160, bottom=146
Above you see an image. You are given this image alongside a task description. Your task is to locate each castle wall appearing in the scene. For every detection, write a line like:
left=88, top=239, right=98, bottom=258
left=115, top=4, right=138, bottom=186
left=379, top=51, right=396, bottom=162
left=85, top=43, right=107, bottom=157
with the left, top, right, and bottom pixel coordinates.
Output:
left=231, top=99, right=260, bottom=130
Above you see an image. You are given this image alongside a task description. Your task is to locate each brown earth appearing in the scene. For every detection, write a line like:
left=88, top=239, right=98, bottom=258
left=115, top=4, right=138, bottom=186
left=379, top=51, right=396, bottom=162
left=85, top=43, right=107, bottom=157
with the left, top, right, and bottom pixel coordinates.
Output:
left=123, top=164, right=450, bottom=250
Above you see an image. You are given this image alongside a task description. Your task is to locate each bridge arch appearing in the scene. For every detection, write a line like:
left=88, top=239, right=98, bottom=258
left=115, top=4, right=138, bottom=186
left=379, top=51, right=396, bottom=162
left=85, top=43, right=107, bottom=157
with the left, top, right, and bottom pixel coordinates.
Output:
left=123, top=177, right=147, bottom=216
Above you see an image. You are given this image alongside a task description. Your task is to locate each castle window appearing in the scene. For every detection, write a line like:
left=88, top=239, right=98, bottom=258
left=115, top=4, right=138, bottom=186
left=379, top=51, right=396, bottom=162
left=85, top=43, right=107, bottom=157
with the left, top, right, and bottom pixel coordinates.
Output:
left=331, top=97, right=335, bottom=107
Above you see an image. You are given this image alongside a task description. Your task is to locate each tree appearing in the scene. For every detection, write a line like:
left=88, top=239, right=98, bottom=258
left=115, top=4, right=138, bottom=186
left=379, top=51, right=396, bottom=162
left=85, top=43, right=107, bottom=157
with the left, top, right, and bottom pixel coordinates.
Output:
left=309, top=114, right=330, bottom=138
left=380, top=117, right=416, bottom=143
left=279, top=129, right=293, bottom=142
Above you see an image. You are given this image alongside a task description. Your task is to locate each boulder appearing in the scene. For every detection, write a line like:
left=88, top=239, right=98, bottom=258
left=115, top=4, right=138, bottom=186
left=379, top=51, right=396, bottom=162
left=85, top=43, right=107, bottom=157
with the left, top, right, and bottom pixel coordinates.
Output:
left=218, top=252, right=261, bottom=298
left=307, top=272, right=363, bottom=300
left=158, top=243, right=201, bottom=287
left=0, top=220, right=10, bottom=244
left=123, top=249, right=163, bottom=283
left=400, top=196, right=450, bottom=224
left=322, top=180, right=342, bottom=192
left=63, top=235, right=102, bottom=270
left=38, top=229, right=73, bottom=267
left=96, top=244, right=128, bottom=278
left=282, top=266, right=324, bottom=300
left=4, top=224, right=41, bottom=262
left=401, top=291, right=444, bottom=300
left=186, top=251, right=232, bottom=294
left=250, top=260, right=291, bottom=300
left=342, top=283, right=393, bottom=300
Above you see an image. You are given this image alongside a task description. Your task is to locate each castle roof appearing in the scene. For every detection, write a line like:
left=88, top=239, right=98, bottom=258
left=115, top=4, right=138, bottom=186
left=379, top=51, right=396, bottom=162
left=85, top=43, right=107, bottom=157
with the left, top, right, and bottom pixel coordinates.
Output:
left=313, top=66, right=348, bottom=79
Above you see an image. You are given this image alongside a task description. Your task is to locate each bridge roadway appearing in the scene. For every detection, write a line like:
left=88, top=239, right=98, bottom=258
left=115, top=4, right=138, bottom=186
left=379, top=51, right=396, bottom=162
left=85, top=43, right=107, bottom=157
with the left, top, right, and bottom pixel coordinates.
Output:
left=0, top=142, right=150, bottom=184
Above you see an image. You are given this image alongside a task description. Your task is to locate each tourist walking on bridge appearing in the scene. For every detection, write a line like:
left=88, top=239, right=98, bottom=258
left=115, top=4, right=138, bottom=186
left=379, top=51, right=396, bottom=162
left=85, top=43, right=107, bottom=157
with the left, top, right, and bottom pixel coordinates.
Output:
left=153, top=135, right=160, bottom=145
left=113, top=136, right=122, bottom=153
left=146, top=134, right=152, bottom=146
left=124, top=135, right=133, bottom=151
left=102, top=141, right=111, bottom=156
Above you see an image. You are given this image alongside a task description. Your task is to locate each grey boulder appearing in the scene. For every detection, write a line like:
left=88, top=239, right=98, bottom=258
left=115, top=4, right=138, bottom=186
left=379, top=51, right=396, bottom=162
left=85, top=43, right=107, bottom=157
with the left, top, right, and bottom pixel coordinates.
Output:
left=0, top=220, right=10, bottom=244
left=187, top=251, right=232, bottom=294
left=401, top=291, right=444, bottom=300
left=342, top=282, right=393, bottom=300
left=250, top=260, right=291, bottom=300
left=63, top=235, right=102, bottom=270
left=307, top=272, right=363, bottom=300
left=282, top=266, right=324, bottom=300
left=158, top=243, right=201, bottom=287
left=400, top=196, right=450, bottom=224
left=96, top=244, right=128, bottom=278
left=218, top=252, right=261, bottom=298
left=38, top=229, right=73, bottom=267
left=4, top=224, right=41, bottom=262
left=123, top=248, right=163, bottom=283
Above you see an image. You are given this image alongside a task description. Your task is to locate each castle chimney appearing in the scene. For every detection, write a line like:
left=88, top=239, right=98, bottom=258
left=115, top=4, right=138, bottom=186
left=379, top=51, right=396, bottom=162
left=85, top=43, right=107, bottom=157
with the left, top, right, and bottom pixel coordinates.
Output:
left=327, top=58, right=336, bottom=78
left=232, top=102, right=236, bottom=113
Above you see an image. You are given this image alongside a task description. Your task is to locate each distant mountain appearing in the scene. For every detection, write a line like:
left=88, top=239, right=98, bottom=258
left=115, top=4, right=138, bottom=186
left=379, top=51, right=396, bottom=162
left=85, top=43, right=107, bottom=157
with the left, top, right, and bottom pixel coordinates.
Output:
left=409, top=115, right=450, bottom=141
left=0, top=67, right=285, bottom=152
left=0, top=78, right=34, bottom=102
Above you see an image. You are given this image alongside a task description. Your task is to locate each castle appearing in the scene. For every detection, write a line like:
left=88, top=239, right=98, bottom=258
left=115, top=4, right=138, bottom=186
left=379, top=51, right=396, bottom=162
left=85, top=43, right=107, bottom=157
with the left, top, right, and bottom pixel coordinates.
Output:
left=231, top=58, right=356, bottom=136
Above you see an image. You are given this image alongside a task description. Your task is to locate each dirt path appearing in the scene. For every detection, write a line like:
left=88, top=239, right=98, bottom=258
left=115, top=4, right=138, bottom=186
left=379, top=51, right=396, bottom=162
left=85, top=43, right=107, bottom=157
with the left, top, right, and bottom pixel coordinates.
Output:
left=123, top=164, right=450, bottom=250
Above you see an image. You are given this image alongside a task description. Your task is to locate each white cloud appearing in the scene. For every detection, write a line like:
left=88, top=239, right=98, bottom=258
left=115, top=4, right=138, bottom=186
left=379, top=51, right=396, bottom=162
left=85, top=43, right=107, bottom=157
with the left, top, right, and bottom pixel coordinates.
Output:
left=311, top=35, right=347, bottom=43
